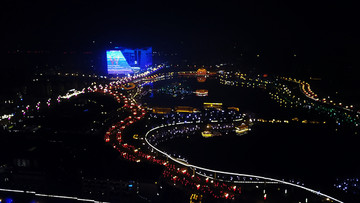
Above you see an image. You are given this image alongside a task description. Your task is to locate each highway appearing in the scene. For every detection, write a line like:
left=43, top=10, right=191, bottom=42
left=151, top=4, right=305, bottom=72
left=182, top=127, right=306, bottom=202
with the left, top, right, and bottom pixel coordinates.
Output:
left=144, top=122, right=344, bottom=203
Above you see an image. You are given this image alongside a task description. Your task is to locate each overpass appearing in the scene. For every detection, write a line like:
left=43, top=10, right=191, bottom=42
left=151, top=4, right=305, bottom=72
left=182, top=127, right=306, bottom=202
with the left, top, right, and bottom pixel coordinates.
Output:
left=144, top=121, right=344, bottom=203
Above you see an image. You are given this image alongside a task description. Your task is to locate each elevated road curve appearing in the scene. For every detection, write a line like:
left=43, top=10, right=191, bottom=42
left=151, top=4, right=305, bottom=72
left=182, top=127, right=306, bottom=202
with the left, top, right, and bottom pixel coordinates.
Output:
left=144, top=122, right=344, bottom=203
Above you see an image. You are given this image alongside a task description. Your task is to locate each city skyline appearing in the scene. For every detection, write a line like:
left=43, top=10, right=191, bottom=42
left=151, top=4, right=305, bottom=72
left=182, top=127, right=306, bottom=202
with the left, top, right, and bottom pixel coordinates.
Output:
left=1, top=1, right=360, bottom=203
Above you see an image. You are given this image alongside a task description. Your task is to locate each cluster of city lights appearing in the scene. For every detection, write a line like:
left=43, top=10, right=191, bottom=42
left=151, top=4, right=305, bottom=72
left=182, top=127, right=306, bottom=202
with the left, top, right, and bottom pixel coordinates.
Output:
left=143, top=121, right=343, bottom=203
left=1, top=65, right=354, bottom=203
left=148, top=109, right=245, bottom=125
left=281, top=77, right=359, bottom=128
left=105, top=117, right=246, bottom=199
left=34, top=71, right=107, bottom=79
left=256, top=118, right=326, bottom=124
left=0, top=65, right=164, bottom=130
left=152, top=82, right=193, bottom=98
left=98, top=86, right=250, bottom=199
left=334, top=178, right=360, bottom=194
left=218, top=71, right=359, bottom=128
left=162, top=165, right=241, bottom=199
left=147, top=124, right=200, bottom=148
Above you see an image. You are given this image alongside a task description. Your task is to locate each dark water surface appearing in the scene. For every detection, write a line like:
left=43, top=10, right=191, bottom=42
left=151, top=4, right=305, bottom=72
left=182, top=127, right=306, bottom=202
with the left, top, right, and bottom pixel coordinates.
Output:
left=145, top=76, right=360, bottom=190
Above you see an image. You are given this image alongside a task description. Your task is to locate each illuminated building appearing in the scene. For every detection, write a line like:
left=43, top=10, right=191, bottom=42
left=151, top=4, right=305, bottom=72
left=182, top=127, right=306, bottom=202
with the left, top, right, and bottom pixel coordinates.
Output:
left=201, top=131, right=213, bottom=138
left=235, top=123, right=249, bottom=135
left=292, top=117, right=299, bottom=122
left=106, top=50, right=132, bottom=75
left=203, top=102, right=222, bottom=110
left=120, top=47, right=152, bottom=69
left=175, top=106, right=195, bottom=113
left=195, top=89, right=208, bottom=97
left=107, top=47, right=152, bottom=75
left=228, top=107, right=239, bottom=111
left=202, top=124, right=222, bottom=138
left=152, top=107, right=172, bottom=114
left=196, top=68, right=207, bottom=75
left=190, top=193, right=202, bottom=203
left=202, top=129, right=221, bottom=138
left=202, top=130, right=222, bottom=138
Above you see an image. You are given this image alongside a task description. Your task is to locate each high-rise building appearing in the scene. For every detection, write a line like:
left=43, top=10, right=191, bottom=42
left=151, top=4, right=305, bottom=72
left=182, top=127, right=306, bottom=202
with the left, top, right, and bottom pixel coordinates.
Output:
left=106, top=50, right=132, bottom=75
left=106, top=47, right=152, bottom=75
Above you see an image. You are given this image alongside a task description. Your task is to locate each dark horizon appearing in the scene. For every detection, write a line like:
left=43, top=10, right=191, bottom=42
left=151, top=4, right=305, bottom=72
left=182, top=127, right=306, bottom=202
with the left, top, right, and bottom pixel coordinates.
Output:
left=2, top=1, right=360, bottom=82
left=2, top=1, right=360, bottom=54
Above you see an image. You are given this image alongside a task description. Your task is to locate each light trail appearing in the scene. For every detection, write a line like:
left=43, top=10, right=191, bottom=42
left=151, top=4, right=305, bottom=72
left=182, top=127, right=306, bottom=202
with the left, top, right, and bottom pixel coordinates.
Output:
left=144, top=122, right=344, bottom=203
left=0, top=187, right=108, bottom=203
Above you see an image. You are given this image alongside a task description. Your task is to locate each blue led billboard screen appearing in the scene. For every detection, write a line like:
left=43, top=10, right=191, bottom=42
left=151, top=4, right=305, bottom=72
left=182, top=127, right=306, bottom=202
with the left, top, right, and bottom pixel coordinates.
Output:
left=106, top=50, right=133, bottom=75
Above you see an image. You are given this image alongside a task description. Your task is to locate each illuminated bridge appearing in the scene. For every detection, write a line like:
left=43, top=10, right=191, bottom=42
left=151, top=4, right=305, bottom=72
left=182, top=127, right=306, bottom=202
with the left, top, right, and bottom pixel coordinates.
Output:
left=144, top=121, right=344, bottom=203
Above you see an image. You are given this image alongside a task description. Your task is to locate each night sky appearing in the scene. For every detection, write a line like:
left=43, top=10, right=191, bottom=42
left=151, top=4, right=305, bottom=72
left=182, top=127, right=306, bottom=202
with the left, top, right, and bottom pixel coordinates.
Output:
left=2, top=0, right=360, bottom=75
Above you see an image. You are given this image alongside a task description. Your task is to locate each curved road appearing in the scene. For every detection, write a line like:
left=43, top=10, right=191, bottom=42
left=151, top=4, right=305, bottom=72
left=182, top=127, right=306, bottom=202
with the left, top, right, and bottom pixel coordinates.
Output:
left=144, top=122, right=344, bottom=203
